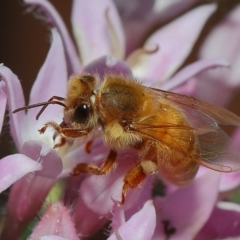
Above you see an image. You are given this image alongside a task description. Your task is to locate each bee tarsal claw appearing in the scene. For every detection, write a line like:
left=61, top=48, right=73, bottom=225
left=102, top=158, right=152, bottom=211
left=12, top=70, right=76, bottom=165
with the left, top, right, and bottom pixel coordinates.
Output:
left=38, top=125, right=47, bottom=134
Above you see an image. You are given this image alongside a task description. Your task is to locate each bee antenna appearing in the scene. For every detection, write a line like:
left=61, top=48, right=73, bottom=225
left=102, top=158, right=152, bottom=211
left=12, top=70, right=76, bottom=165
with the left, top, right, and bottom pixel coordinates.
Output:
left=12, top=96, right=66, bottom=120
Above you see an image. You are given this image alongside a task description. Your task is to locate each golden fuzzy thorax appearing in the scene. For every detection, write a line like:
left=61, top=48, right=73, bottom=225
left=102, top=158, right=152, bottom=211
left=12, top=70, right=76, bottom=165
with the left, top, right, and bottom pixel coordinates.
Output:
left=95, top=75, right=144, bottom=149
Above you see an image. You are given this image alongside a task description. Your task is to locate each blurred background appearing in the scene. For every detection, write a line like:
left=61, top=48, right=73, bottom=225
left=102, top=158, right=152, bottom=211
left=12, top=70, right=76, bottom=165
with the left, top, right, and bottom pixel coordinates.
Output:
left=0, top=0, right=240, bottom=158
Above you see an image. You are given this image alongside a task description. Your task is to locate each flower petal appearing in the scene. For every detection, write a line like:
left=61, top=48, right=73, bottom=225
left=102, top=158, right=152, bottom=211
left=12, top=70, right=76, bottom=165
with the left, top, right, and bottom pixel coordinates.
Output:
left=24, top=0, right=81, bottom=74
left=79, top=151, right=153, bottom=215
left=29, top=202, right=79, bottom=240
left=200, top=4, right=240, bottom=87
left=219, top=128, right=240, bottom=192
left=71, top=0, right=125, bottom=65
left=0, top=154, right=42, bottom=193
left=131, top=4, right=216, bottom=83
left=153, top=170, right=221, bottom=239
left=108, top=200, right=156, bottom=240
left=114, top=0, right=154, bottom=21
left=152, top=0, right=200, bottom=17
left=196, top=202, right=240, bottom=239
left=79, top=150, right=143, bottom=215
left=73, top=196, right=108, bottom=236
left=197, top=5, right=240, bottom=106
left=119, top=0, right=200, bottom=54
left=27, top=29, right=67, bottom=135
left=61, top=138, right=107, bottom=177
left=220, top=171, right=240, bottom=192
left=170, top=78, right=198, bottom=96
left=34, top=236, right=69, bottom=240
left=22, top=140, right=62, bottom=179
left=79, top=160, right=127, bottom=215
left=1, top=174, right=56, bottom=239
left=83, top=56, right=133, bottom=80
left=161, top=58, right=230, bottom=90
left=0, top=65, right=26, bottom=149
left=0, top=90, right=7, bottom=131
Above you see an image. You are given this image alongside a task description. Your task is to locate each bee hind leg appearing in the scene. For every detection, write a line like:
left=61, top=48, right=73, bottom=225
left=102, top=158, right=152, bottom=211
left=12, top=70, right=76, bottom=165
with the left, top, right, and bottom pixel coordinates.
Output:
left=119, top=159, right=158, bottom=206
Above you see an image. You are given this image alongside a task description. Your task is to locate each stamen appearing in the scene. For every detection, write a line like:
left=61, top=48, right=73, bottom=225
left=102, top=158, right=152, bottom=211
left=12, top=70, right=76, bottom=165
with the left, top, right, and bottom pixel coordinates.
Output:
left=126, top=44, right=159, bottom=67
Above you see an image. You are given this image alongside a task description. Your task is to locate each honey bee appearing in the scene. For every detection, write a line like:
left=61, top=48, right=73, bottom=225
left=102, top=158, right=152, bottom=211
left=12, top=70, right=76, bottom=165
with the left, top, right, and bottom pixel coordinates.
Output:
left=13, top=73, right=240, bottom=204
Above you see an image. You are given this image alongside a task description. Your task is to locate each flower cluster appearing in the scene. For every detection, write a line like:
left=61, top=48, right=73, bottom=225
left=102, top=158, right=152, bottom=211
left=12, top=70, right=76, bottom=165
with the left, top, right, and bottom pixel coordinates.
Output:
left=1, top=0, right=240, bottom=239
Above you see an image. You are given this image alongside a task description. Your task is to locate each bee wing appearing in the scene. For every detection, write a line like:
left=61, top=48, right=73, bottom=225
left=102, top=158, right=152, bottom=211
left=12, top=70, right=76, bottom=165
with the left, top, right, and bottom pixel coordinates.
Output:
left=186, top=108, right=240, bottom=173
left=132, top=87, right=240, bottom=172
left=146, top=87, right=240, bottom=126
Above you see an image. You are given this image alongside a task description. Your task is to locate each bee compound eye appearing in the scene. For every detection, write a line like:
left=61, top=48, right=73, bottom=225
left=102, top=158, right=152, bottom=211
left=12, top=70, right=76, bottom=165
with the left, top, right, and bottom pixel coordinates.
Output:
left=73, top=103, right=90, bottom=124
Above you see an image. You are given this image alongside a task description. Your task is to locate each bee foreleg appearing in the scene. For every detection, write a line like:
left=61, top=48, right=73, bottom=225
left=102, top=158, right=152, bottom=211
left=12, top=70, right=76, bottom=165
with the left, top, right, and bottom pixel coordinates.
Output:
left=53, top=137, right=66, bottom=149
left=39, top=121, right=90, bottom=148
left=71, top=149, right=117, bottom=176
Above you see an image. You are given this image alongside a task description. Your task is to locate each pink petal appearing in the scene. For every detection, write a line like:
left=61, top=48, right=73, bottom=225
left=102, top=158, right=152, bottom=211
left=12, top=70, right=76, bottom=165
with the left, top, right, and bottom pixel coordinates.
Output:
left=0, top=154, right=42, bottom=193
left=71, top=0, right=125, bottom=65
left=108, top=200, right=156, bottom=240
left=153, top=170, right=221, bottom=239
left=114, top=0, right=154, bottom=20
left=35, top=236, right=69, bottom=240
left=73, top=196, right=108, bottom=236
left=79, top=151, right=151, bottom=215
left=27, top=29, right=67, bottom=126
left=200, top=4, right=240, bottom=87
left=22, top=140, right=62, bottom=178
left=151, top=0, right=200, bottom=18
left=121, top=0, right=200, bottom=54
left=61, top=138, right=107, bottom=177
left=29, top=202, right=79, bottom=240
left=161, top=58, right=230, bottom=90
left=196, top=202, right=240, bottom=239
left=191, top=70, right=234, bottom=106
left=220, top=171, right=240, bottom=192
left=130, top=4, right=216, bottom=83
left=0, top=90, right=7, bottom=131
left=1, top=174, right=56, bottom=239
left=24, top=0, right=81, bottom=74
left=170, top=78, right=198, bottom=96
left=83, top=56, right=133, bottom=80
left=0, top=65, right=26, bottom=149
left=219, top=128, right=240, bottom=192
left=111, top=205, right=126, bottom=231
left=79, top=160, right=127, bottom=215
left=63, top=175, right=85, bottom=204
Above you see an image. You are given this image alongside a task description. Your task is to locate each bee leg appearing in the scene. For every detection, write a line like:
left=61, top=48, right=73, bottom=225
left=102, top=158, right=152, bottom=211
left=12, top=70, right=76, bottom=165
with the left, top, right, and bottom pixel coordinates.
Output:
left=71, top=149, right=117, bottom=176
left=119, top=159, right=158, bottom=206
left=119, top=162, right=146, bottom=206
left=53, top=137, right=66, bottom=149
left=39, top=121, right=89, bottom=138
left=84, top=140, right=93, bottom=154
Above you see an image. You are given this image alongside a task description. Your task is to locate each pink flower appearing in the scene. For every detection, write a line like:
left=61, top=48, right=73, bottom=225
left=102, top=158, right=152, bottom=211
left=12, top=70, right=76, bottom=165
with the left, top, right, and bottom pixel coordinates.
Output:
left=114, top=0, right=202, bottom=54
left=0, top=1, right=239, bottom=240
left=198, top=4, right=240, bottom=106
left=196, top=202, right=240, bottom=239
left=28, top=201, right=79, bottom=240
